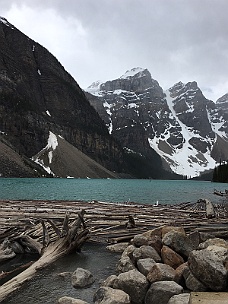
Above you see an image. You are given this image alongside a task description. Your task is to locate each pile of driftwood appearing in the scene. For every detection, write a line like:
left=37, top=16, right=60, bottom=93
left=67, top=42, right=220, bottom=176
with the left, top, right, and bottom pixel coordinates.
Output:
left=0, top=202, right=89, bottom=302
left=0, top=198, right=227, bottom=301
left=0, top=198, right=228, bottom=245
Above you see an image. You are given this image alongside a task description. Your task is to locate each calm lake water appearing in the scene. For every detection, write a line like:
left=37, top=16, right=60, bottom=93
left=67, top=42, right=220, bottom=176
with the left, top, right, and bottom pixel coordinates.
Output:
left=0, top=178, right=227, bottom=204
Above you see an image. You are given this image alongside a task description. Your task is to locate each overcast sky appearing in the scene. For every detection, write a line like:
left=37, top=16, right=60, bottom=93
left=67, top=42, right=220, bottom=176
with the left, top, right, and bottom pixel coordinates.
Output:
left=1, top=0, right=228, bottom=101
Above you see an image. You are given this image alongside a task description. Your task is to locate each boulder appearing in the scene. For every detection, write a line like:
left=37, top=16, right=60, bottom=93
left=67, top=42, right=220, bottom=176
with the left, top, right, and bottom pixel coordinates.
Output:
left=147, top=263, right=175, bottom=284
left=183, top=267, right=207, bottom=291
left=132, top=232, right=162, bottom=253
left=101, top=275, right=118, bottom=287
left=132, top=234, right=149, bottom=247
left=148, top=235, right=163, bottom=254
left=116, top=245, right=136, bottom=273
left=137, top=258, right=156, bottom=276
left=58, top=296, right=89, bottom=304
left=199, top=232, right=215, bottom=243
left=71, top=268, right=95, bottom=288
left=162, top=230, right=193, bottom=258
left=116, top=255, right=135, bottom=273
left=174, top=262, right=188, bottom=285
left=145, top=281, right=183, bottom=304
left=161, top=245, right=184, bottom=269
left=167, top=293, right=190, bottom=304
left=188, top=246, right=228, bottom=291
left=132, top=245, right=161, bottom=262
left=106, top=242, right=129, bottom=253
left=188, top=231, right=201, bottom=250
left=121, top=244, right=136, bottom=259
left=142, top=227, right=162, bottom=239
left=198, top=238, right=228, bottom=250
left=161, top=226, right=186, bottom=238
left=113, top=269, right=149, bottom=304
left=93, top=286, right=131, bottom=304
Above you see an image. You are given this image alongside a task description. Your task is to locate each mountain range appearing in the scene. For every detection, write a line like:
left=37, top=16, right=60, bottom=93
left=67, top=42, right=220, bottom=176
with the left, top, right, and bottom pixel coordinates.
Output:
left=86, top=67, right=228, bottom=178
left=0, top=17, right=227, bottom=179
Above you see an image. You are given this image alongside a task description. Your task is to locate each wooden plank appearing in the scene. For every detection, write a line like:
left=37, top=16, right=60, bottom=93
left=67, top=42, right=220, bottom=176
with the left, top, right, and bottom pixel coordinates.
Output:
left=190, top=292, right=228, bottom=304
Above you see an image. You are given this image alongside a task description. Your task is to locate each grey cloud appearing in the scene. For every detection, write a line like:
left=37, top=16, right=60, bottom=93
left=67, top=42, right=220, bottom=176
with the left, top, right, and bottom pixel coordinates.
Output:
left=1, top=0, right=228, bottom=100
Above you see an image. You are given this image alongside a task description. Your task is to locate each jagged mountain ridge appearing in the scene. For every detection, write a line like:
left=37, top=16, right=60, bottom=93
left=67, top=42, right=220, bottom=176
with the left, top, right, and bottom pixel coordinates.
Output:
left=0, top=17, right=124, bottom=178
left=86, top=68, right=228, bottom=177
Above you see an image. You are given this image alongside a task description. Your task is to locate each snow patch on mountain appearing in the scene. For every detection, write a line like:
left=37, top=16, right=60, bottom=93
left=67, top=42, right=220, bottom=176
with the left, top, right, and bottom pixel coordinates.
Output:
left=120, top=67, right=146, bottom=79
left=148, top=90, right=216, bottom=176
left=113, top=89, right=129, bottom=95
left=46, top=131, right=58, bottom=163
left=207, top=109, right=227, bottom=139
left=103, top=101, right=113, bottom=133
left=0, top=17, right=15, bottom=29
left=165, top=90, right=200, bottom=141
left=32, top=131, right=59, bottom=175
left=86, top=80, right=103, bottom=96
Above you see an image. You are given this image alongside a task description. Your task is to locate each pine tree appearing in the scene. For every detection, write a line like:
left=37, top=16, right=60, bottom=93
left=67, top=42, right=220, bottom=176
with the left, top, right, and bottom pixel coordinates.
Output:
left=212, top=163, right=228, bottom=183
left=212, top=166, right=218, bottom=182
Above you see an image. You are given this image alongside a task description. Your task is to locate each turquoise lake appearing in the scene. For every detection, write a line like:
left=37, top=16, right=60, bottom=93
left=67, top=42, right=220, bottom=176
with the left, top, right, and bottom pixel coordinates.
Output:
left=0, top=178, right=227, bottom=204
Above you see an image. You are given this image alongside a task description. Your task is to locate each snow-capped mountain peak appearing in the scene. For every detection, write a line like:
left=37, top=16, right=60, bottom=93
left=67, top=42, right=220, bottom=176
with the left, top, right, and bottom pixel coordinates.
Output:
left=86, top=69, right=228, bottom=177
left=120, top=67, right=148, bottom=79
left=86, top=80, right=103, bottom=96
left=86, top=67, right=163, bottom=99
left=216, top=93, right=228, bottom=104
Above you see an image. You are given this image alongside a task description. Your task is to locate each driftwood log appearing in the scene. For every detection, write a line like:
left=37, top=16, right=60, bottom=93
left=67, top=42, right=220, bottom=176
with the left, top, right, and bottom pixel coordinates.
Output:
left=0, top=210, right=89, bottom=302
left=0, top=199, right=227, bottom=245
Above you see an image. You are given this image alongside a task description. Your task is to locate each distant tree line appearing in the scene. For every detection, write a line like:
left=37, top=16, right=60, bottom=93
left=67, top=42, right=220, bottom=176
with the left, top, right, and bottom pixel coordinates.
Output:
left=212, top=161, right=228, bottom=183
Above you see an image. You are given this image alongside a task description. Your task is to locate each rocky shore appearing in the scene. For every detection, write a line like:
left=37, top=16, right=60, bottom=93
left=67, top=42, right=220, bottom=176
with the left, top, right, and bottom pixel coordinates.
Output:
left=57, top=225, right=228, bottom=304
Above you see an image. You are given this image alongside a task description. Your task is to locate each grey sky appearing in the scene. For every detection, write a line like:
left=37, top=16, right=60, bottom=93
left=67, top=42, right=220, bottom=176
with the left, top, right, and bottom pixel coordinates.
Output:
left=1, top=0, right=228, bottom=101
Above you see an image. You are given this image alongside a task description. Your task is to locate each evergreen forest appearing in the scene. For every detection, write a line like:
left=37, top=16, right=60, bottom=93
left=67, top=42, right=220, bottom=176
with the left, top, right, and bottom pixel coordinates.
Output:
left=212, top=163, right=228, bottom=183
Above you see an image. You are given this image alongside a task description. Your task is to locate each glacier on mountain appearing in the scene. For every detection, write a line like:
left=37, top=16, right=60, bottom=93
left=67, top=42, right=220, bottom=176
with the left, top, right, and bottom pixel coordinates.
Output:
left=148, top=89, right=216, bottom=176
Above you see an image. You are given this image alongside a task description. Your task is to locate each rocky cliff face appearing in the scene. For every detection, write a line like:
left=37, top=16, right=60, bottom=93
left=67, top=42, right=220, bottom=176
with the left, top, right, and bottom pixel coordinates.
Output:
left=86, top=68, right=228, bottom=177
left=86, top=68, right=180, bottom=178
left=0, top=17, right=124, bottom=177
